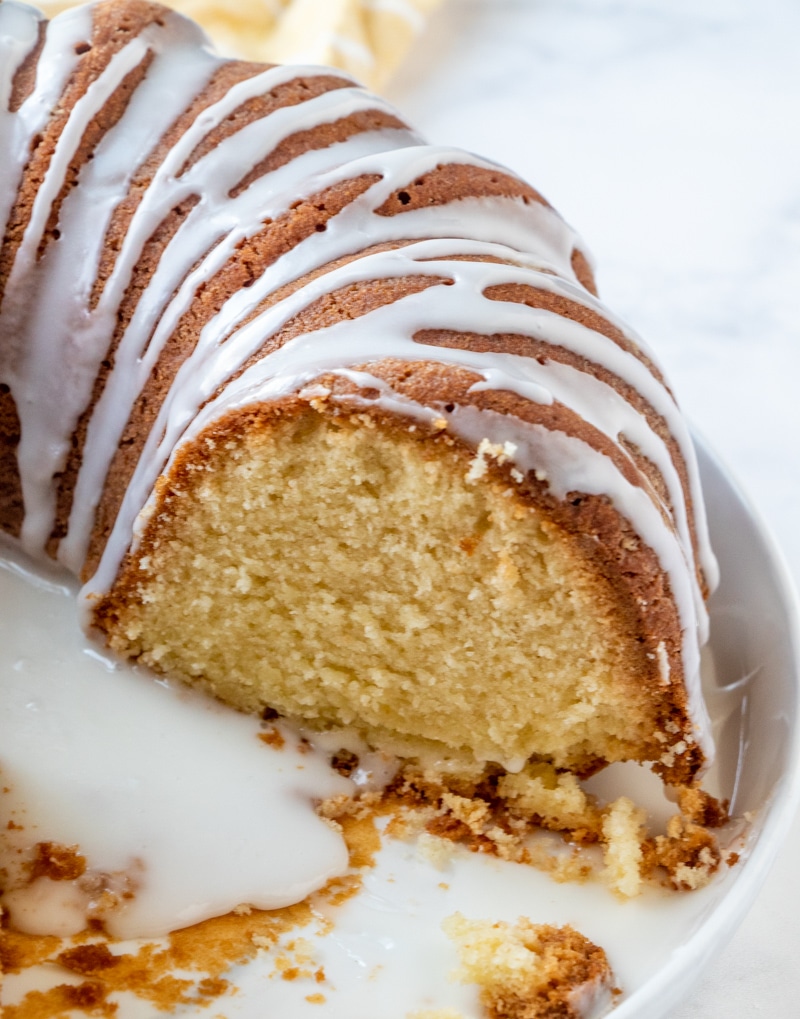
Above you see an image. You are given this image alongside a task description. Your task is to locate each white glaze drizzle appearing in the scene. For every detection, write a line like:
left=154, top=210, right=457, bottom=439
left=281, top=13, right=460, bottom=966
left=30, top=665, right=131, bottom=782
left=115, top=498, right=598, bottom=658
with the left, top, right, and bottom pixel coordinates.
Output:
left=0, top=1, right=717, bottom=762
left=0, top=2, right=43, bottom=241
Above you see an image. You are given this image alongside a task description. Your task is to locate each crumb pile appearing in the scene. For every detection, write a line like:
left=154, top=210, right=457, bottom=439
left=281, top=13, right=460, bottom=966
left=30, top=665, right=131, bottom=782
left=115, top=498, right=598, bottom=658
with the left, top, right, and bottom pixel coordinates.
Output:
left=322, top=756, right=730, bottom=897
left=0, top=730, right=735, bottom=1019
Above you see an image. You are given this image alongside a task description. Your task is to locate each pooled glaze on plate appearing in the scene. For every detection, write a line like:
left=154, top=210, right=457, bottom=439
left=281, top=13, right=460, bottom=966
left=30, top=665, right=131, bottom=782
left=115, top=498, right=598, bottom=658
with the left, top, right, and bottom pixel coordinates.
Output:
left=0, top=543, right=351, bottom=941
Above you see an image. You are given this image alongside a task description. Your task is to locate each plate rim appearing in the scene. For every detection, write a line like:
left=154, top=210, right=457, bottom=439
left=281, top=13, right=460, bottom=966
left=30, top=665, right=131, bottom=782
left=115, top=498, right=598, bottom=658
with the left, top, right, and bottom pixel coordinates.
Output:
left=613, top=431, right=800, bottom=1018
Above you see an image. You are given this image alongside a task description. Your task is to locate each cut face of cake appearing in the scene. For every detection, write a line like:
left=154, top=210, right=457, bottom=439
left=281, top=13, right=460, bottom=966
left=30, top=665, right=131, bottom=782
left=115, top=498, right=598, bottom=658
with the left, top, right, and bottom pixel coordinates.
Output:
left=96, top=399, right=701, bottom=781
left=0, top=0, right=717, bottom=785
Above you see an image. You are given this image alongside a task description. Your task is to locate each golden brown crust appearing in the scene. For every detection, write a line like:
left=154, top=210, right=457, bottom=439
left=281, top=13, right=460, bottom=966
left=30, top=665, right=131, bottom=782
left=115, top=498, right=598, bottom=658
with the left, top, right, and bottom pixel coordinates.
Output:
left=570, top=247, right=597, bottom=296
left=8, top=12, right=46, bottom=114
left=373, top=163, right=548, bottom=217
left=0, top=385, right=24, bottom=538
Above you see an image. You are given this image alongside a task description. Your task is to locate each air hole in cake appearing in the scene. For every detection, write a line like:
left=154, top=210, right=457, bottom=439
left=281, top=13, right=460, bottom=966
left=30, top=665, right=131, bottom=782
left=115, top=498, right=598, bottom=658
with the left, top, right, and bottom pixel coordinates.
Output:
left=398, top=190, right=411, bottom=205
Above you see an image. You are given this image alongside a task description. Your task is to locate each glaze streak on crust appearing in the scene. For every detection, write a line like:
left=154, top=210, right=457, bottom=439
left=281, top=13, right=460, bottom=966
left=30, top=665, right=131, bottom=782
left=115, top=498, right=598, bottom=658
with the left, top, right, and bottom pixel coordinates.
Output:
left=8, top=13, right=46, bottom=113
left=229, top=108, right=408, bottom=198
left=231, top=277, right=453, bottom=378
left=38, top=52, right=157, bottom=262
left=0, top=387, right=24, bottom=537
left=482, top=283, right=668, bottom=388
left=88, top=61, right=274, bottom=309
left=48, top=192, right=202, bottom=556
left=0, top=0, right=166, bottom=309
left=178, top=72, right=353, bottom=178
left=372, top=172, right=596, bottom=296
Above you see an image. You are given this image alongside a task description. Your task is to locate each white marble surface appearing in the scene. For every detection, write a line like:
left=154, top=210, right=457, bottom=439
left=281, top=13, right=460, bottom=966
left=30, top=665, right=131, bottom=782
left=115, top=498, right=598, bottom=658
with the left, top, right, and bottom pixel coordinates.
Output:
left=387, top=1, right=800, bottom=1015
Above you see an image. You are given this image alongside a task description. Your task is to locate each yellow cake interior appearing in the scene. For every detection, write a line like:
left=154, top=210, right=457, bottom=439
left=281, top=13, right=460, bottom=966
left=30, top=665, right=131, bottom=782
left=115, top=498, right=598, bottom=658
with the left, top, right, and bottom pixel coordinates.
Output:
left=100, top=404, right=658, bottom=772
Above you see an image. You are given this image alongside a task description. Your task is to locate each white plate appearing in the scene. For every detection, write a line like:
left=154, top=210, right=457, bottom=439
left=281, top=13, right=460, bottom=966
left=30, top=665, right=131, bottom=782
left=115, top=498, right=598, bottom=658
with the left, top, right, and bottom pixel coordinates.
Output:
left=2, top=436, right=800, bottom=1018
left=610, top=435, right=800, bottom=1017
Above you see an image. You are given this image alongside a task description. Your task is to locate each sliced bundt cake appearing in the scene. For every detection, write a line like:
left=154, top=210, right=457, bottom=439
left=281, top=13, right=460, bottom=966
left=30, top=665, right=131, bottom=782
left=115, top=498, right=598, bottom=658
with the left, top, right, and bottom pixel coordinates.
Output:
left=0, top=0, right=717, bottom=783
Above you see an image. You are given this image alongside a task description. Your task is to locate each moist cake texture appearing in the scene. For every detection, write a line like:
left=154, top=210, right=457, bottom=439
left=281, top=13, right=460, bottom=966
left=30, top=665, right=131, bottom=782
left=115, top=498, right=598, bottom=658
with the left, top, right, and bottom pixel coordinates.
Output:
left=0, top=0, right=717, bottom=784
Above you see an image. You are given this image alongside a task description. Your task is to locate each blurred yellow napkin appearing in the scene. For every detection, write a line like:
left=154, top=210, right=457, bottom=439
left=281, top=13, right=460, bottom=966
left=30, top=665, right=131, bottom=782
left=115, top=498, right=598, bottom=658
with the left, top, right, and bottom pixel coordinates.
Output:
left=37, top=0, right=444, bottom=89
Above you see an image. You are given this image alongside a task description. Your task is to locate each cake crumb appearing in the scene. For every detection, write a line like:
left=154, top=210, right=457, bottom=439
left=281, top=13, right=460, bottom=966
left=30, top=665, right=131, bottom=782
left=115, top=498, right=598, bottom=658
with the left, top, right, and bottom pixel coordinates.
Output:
left=643, top=813, right=722, bottom=891
left=258, top=727, right=285, bottom=749
left=443, top=912, right=612, bottom=1019
left=417, top=831, right=458, bottom=868
left=677, top=786, right=729, bottom=828
left=601, top=797, right=645, bottom=898
left=465, top=438, right=518, bottom=483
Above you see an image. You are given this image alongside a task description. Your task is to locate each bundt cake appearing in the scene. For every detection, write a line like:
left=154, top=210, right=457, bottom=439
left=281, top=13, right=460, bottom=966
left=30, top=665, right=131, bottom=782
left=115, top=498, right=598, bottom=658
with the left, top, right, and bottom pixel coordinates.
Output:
left=0, top=0, right=717, bottom=784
